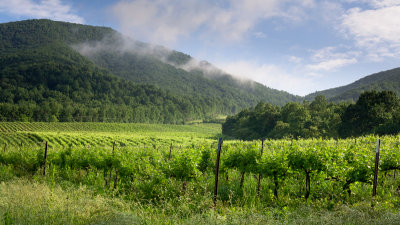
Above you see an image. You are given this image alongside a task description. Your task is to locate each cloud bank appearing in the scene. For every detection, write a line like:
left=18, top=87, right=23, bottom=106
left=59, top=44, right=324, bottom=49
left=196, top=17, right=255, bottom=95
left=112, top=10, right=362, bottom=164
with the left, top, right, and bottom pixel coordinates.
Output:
left=305, top=46, right=360, bottom=72
left=111, top=0, right=313, bottom=46
left=0, top=0, right=84, bottom=23
left=216, top=60, right=315, bottom=96
left=340, top=1, right=400, bottom=60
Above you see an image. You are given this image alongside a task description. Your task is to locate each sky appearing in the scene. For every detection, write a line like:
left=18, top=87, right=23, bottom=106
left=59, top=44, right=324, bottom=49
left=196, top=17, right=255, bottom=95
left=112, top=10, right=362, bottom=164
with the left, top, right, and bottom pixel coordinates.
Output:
left=1, top=0, right=400, bottom=96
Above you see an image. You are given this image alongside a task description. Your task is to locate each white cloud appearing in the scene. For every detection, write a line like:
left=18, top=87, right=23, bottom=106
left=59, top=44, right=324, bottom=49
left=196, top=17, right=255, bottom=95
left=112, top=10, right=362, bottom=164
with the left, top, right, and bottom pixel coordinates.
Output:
left=215, top=60, right=315, bottom=96
left=306, top=58, right=357, bottom=71
left=253, top=31, right=268, bottom=38
left=369, top=0, right=400, bottom=8
left=342, top=6, right=400, bottom=45
left=111, top=0, right=315, bottom=46
left=310, top=46, right=360, bottom=61
left=112, top=0, right=210, bottom=44
left=342, top=0, right=400, bottom=8
left=289, top=56, right=303, bottom=63
left=0, top=0, right=84, bottom=23
left=305, top=46, right=359, bottom=71
left=340, top=4, right=400, bottom=60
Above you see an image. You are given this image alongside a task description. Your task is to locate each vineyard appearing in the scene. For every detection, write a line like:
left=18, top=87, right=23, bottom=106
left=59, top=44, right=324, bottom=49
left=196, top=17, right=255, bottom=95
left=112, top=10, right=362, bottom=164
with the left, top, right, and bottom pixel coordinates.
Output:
left=0, top=122, right=220, bottom=148
left=1, top=122, right=400, bottom=224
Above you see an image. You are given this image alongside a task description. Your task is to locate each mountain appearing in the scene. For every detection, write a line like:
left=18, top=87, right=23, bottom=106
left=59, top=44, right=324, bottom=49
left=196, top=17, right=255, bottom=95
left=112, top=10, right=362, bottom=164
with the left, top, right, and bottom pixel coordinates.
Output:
left=305, top=67, right=400, bottom=102
left=71, top=25, right=301, bottom=110
left=0, top=20, right=215, bottom=123
left=0, top=19, right=300, bottom=123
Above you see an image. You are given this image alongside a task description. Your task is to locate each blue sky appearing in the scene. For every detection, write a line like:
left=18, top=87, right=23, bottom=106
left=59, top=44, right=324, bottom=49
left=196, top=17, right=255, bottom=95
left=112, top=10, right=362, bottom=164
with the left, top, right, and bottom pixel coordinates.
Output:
left=1, top=0, right=400, bottom=96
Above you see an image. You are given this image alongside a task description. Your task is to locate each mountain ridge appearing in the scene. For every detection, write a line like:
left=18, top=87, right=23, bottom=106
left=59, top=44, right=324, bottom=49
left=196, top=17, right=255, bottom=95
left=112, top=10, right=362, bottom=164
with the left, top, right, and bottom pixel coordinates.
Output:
left=305, top=67, right=400, bottom=102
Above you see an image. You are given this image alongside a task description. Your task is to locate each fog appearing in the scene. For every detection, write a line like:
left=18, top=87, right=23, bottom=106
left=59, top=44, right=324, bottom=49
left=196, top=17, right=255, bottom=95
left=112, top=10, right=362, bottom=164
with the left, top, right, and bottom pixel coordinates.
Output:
left=72, top=32, right=257, bottom=88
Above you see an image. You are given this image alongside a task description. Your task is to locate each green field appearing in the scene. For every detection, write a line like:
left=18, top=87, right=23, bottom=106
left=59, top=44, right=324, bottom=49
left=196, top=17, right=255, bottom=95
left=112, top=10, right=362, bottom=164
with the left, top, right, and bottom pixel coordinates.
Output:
left=1, top=122, right=400, bottom=224
left=0, top=122, right=221, bottom=147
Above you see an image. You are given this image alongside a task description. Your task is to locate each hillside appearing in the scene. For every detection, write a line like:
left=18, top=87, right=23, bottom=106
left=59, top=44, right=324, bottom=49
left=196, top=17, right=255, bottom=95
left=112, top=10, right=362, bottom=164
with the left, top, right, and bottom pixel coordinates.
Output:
left=0, top=20, right=222, bottom=123
left=0, top=19, right=301, bottom=123
left=76, top=36, right=300, bottom=109
left=305, top=67, right=400, bottom=102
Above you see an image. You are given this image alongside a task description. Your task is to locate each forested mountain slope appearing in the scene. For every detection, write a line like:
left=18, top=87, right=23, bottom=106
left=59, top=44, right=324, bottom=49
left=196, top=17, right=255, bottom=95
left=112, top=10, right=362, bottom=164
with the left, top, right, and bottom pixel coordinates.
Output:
left=0, top=19, right=301, bottom=123
left=305, top=67, right=400, bottom=102
left=0, top=20, right=216, bottom=123
left=74, top=26, right=301, bottom=109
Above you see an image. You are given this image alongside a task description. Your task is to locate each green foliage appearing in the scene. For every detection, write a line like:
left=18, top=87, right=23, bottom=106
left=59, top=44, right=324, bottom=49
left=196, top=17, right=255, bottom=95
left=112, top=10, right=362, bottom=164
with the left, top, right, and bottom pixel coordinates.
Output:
left=163, top=152, right=199, bottom=182
left=198, top=148, right=213, bottom=173
left=340, top=90, right=400, bottom=137
left=287, top=146, right=325, bottom=173
left=258, top=152, right=288, bottom=198
left=224, top=91, right=400, bottom=140
left=381, top=147, right=400, bottom=172
left=223, top=147, right=258, bottom=173
left=223, top=146, right=258, bottom=188
left=258, top=153, right=287, bottom=179
left=288, top=146, right=325, bottom=199
left=223, top=102, right=280, bottom=140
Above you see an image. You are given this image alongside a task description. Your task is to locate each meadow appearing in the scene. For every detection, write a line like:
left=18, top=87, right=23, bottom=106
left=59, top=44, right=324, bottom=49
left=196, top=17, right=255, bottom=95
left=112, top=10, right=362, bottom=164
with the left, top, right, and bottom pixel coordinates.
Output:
left=1, top=122, right=400, bottom=224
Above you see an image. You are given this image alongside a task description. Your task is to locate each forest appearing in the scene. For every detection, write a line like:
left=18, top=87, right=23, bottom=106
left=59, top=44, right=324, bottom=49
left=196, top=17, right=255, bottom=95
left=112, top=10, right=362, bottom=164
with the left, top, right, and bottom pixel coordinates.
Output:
left=223, top=90, right=400, bottom=139
left=0, top=19, right=302, bottom=124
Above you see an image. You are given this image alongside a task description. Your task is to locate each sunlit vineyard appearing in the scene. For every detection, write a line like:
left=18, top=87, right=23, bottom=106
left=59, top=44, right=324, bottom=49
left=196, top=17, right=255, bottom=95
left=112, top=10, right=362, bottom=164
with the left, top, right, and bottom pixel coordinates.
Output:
left=0, top=122, right=221, bottom=147
left=1, top=122, right=400, bottom=224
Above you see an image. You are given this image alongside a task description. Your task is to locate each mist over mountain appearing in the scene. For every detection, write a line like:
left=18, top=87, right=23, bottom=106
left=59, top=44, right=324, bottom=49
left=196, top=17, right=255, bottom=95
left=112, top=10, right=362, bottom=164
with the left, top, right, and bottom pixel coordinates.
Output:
left=0, top=19, right=300, bottom=123
left=72, top=27, right=301, bottom=107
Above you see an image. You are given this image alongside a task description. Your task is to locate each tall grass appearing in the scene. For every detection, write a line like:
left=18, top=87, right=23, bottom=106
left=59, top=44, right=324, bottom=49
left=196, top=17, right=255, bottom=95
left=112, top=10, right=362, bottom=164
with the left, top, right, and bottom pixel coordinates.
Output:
left=1, top=178, right=400, bottom=224
left=0, top=179, right=137, bottom=225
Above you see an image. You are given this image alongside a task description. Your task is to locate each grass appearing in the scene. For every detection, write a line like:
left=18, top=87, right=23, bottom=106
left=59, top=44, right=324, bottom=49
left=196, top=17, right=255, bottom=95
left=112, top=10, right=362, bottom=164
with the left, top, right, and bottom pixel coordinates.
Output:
left=0, top=179, right=137, bottom=225
left=1, top=178, right=400, bottom=224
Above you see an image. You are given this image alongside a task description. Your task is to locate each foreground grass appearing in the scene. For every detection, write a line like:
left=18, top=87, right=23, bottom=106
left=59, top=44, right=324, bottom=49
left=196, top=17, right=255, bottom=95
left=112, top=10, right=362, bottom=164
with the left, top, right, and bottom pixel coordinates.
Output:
left=0, top=179, right=136, bottom=225
left=1, top=178, right=400, bottom=224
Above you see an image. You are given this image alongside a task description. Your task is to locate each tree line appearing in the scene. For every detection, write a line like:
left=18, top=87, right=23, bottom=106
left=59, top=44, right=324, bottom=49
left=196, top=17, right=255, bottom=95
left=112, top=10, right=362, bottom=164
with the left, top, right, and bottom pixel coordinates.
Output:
left=222, top=90, right=400, bottom=139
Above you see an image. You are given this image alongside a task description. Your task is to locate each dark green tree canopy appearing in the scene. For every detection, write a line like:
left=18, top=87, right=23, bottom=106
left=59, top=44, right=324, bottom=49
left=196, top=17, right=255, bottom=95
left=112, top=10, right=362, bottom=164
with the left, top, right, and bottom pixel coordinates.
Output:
left=223, top=91, right=400, bottom=140
left=339, top=90, right=400, bottom=137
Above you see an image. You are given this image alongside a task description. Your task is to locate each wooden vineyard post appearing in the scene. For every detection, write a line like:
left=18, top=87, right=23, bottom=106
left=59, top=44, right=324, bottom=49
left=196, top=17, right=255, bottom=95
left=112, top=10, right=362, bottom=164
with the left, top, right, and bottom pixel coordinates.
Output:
left=169, top=143, right=173, bottom=160
left=372, top=139, right=380, bottom=197
left=3, top=143, right=6, bottom=153
left=109, top=141, right=115, bottom=189
left=261, top=139, right=264, bottom=156
left=257, top=139, right=264, bottom=196
left=214, top=138, right=223, bottom=207
left=113, top=142, right=118, bottom=190
left=43, top=141, right=48, bottom=176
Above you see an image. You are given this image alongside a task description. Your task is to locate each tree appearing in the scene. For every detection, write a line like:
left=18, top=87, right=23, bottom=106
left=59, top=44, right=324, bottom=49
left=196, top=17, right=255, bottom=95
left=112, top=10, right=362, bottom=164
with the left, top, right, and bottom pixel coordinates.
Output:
left=280, top=102, right=311, bottom=138
left=339, top=90, right=400, bottom=137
